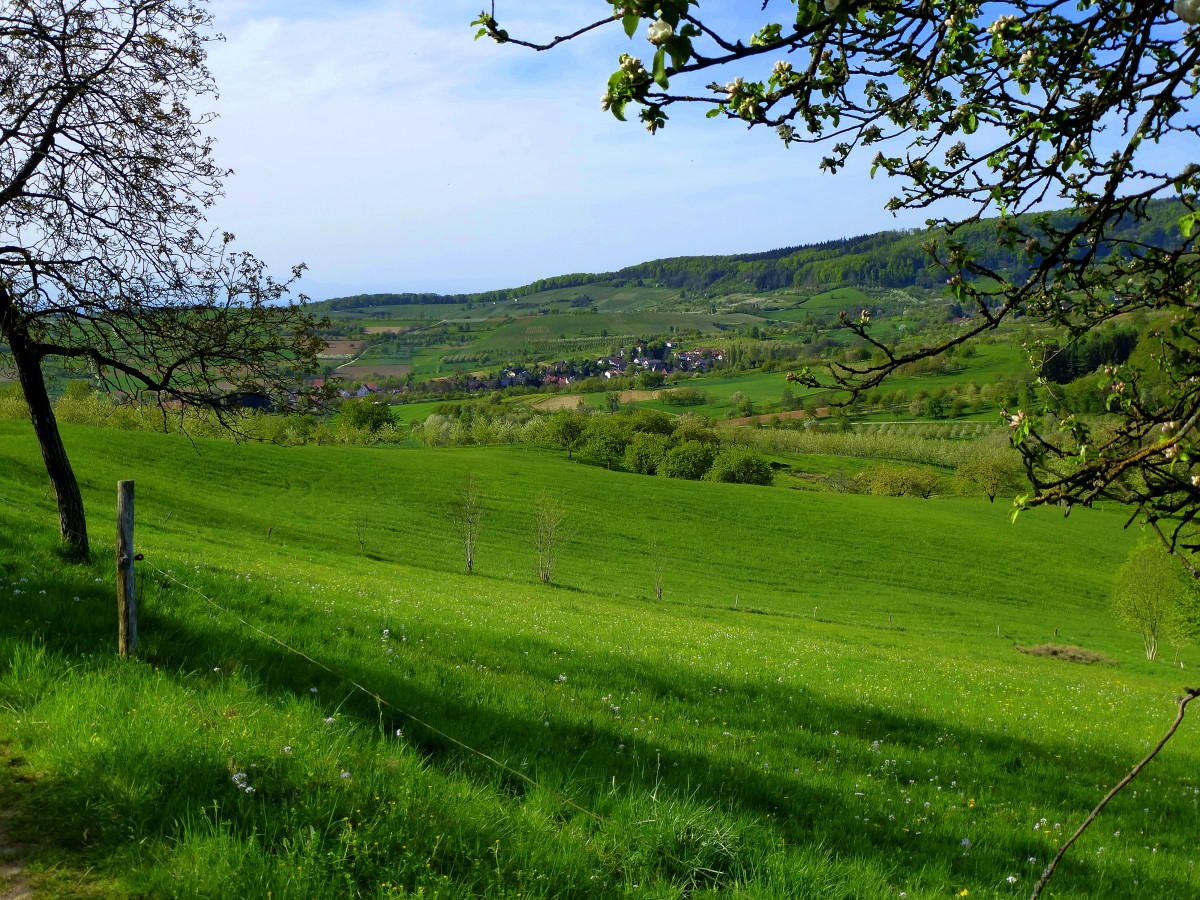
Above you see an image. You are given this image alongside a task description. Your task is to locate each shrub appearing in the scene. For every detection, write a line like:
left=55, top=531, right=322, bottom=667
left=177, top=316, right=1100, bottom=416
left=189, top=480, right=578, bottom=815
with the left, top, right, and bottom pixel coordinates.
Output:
left=955, top=449, right=1024, bottom=502
left=707, top=448, right=774, bottom=485
left=624, top=432, right=672, bottom=475
left=855, top=465, right=943, bottom=498
left=659, top=440, right=717, bottom=480
left=0, top=384, right=25, bottom=420
left=337, top=398, right=394, bottom=434
left=660, top=386, right=709, bottom=407
left=420, top=414, right=454, bottom=446
left=629, top=408, right=675, bottom=435
left=672, top=413, right=719, bottom=446
left=584, top=415, right=632, bottom=469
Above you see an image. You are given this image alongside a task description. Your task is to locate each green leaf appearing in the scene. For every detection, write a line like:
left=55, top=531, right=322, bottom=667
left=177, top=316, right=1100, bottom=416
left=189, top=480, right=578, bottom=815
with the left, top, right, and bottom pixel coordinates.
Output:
left=652, top=47, right=668, bottom=88
left=667, top=36, right=692, bottom=69
left=793, top=3, right=818, bottom=28
left=622, top=11, right=639, bottom=38
left=705, top=107, right=721, bottom=118
left=963, top=113, right=978, bottom=135
left=1181, top=211, right=1199, bottom=238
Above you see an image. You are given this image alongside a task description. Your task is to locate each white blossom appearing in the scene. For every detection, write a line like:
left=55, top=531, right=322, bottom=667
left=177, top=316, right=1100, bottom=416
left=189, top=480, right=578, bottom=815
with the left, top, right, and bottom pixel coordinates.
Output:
left=1178, top=0, right=1200, bottom=26
left=824, top=0, right=841, bottom=11
left=646, top=18, right=673, bottom=45
left=987, top=15, right=1019, bottom=35
left=619, top=53, right=645, bottom=75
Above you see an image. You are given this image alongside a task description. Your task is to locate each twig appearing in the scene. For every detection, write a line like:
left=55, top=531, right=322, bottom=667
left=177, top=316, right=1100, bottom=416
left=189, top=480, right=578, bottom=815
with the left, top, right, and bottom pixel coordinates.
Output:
left=1030, top=687, right=1200, bottom=899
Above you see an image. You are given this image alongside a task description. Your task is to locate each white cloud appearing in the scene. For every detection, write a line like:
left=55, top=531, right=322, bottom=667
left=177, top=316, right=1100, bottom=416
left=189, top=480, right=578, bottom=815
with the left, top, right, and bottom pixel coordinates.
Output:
left=201, top=1, right=910, bottom=297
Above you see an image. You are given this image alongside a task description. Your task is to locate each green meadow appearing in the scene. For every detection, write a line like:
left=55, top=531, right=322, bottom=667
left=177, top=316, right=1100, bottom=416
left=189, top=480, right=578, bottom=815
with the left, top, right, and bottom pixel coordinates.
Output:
left=1, top=420, right=1199, bottom=898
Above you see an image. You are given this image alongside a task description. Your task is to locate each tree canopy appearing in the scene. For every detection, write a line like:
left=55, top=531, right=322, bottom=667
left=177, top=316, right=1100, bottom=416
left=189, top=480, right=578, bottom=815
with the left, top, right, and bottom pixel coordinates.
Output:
left=1113, top=537, right=1198, bottom=660
left=478, top=1, right=1200, bottom=565
left=0, top=0, right=324, bottom=558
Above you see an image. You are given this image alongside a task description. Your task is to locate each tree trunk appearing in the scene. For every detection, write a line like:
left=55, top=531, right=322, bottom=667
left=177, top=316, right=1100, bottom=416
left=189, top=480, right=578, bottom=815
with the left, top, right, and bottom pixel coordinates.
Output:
left=7, top=322, right=90, bottom=560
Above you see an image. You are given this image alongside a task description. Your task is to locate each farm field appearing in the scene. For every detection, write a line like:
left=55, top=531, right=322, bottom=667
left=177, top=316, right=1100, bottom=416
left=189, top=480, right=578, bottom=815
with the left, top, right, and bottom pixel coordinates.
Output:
left=1, top=421, right=1198, bottom=898
left=343, top=311, right=777, bottom=379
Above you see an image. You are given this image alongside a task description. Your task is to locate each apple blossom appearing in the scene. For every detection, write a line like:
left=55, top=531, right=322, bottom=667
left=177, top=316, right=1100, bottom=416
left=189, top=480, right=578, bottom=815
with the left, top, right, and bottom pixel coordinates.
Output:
left=646, top=18, right=672, bottom=46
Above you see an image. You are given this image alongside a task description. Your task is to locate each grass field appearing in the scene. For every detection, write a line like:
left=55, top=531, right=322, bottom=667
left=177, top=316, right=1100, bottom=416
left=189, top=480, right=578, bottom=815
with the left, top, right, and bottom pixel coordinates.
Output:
left=1, top=421, right=1198, bottom=898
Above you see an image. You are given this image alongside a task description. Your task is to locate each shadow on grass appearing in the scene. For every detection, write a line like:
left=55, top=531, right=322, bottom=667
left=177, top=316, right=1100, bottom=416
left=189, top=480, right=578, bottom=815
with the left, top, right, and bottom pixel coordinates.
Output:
left=0, top=543, right=1194, bottom=897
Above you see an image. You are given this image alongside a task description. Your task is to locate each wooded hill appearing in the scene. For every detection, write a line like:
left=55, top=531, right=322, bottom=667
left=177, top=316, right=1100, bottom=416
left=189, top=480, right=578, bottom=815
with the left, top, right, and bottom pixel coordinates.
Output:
left=316, top=200, right=1185, bottom=310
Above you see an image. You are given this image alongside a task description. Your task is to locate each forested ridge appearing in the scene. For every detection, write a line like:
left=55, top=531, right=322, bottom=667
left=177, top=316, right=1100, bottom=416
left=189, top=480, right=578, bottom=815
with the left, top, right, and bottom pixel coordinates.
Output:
left=318, top=200, right=1185, bottom=310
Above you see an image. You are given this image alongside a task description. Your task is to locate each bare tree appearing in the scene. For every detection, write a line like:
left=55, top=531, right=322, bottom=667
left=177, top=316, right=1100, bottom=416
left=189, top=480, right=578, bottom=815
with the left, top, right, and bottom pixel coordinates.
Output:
left=354, top=515, right=369, bottom=557
left=650, top=539, right=665, bottom=601
left=534, top=492, right=566, bottom=584
left=450, top=472, right=484, bottom=574
left=0, top=0, right=324, bottom=559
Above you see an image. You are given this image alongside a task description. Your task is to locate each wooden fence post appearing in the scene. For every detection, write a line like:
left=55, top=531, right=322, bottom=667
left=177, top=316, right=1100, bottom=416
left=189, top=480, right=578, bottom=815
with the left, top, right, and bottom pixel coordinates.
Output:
left=117, top=480, right=136, bottom=657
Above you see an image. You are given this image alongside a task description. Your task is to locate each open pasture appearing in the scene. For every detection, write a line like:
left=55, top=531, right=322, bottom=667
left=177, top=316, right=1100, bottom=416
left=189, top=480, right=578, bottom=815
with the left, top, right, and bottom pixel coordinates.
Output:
left=513, top=284, right=682, bottom=313
left=469, top=312, right=766, bottom=356
left=763, top=287, right=876, bottom=322
left=0, top=422, right=1197, bottom=898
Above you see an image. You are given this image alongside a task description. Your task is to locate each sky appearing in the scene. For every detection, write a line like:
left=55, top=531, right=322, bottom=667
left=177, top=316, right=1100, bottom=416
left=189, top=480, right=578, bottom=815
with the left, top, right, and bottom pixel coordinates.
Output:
left=201, top=1, right=929, bottom=300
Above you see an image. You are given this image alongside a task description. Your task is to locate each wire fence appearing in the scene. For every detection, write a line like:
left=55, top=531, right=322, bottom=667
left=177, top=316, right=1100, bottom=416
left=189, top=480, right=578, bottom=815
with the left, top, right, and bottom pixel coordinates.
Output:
left=143, top=560, right=736, bottom=888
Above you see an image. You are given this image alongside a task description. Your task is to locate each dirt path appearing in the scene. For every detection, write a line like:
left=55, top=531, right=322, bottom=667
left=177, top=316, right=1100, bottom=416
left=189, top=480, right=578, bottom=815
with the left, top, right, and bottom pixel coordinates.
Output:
left=0, top=740, right=32, bottom=900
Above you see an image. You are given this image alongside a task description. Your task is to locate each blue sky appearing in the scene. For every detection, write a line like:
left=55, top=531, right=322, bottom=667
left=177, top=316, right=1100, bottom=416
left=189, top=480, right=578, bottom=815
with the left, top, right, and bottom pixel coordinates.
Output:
left=202, top=1, right=930, bottom=300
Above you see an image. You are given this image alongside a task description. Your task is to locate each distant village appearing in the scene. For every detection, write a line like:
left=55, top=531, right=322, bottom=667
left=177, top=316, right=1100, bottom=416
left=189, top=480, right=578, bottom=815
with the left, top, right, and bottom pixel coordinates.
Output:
left=314, top=344, right=727, bottom=401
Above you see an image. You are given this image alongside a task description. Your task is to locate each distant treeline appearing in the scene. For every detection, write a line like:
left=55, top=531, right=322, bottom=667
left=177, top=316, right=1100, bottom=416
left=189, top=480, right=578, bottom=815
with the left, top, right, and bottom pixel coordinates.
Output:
left=1038, top=326, right=1139, bottom=384
left=324, top=273, right=604, bottom=311
left=321, top=200, right=1186, bottom=311
left=610, top=231, right=937, bottom=293
left=609, top=201, right=1185, bottom=294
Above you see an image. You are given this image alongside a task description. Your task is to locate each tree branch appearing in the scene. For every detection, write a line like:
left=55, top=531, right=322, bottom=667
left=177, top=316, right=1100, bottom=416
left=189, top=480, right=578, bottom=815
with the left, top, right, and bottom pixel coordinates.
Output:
left=1029, top=688, right=1200, bottom=899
